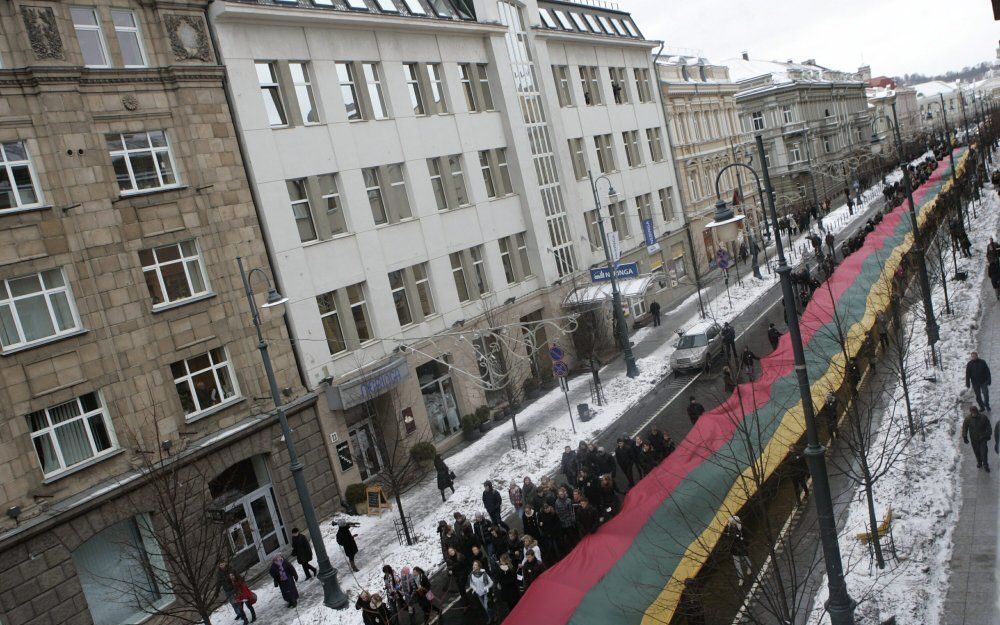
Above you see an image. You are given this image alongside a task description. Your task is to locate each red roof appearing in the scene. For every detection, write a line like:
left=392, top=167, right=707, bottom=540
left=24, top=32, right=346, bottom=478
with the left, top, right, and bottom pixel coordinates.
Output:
left=868, top=76, right=896, bottom=88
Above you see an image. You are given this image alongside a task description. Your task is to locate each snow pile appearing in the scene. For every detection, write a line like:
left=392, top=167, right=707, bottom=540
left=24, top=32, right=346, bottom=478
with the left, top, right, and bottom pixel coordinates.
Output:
left=808, top=185, right=999, bottom=624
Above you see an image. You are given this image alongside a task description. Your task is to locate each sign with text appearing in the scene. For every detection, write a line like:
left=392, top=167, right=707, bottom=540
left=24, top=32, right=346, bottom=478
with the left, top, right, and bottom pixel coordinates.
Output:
left=642, top=218, right=656, bottom=247
left=607, top=231, right=622, bottom=263
left=590, top=262, right=639, bottom=282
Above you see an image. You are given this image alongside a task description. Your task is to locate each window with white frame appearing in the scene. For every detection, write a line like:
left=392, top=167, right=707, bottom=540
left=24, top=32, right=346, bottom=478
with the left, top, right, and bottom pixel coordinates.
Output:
left=0, top=141, right=43, bottom=212
left=479, top=148, right=513, bottom=198
left=362, top=63, right=388, bottom=119
left=317, top=290, right=345, bottom=354
left=348, top=283, right=372, bottom=343
left=106, top=130, right=178, bottom=194
left=553, top=66, right=573, bottom=106
left=569, top=138, right=587, bottom=180
left=427, top=158, right=447, bottom=210
left=1, top=268, right=80, bottom=351
left=404, top=63, right=425, bottom=115
left=171, top=347, right=239, bottom=419
left=458, top=63, right=493, bottom=112
left=609, top=67, right=629, bottom=104
left=337, top=62, right=362, bottom=120
left=388, top=269, right=412, bottom=326
left=823, top=135, right=832, bottom=153
left=751, top=111, right=765, bottom=131
left=610, top=200, right=630, bottom=237
left=633, top=67, right=653, bottom=103
left=623, top=130, right=642, bottom=167
left=290, top=62, right=319, bottom=124
left=363, top=167, right=387, bottom=224
left=470, top=245, right=490, bottom=294
left=594, top=134, right=615, bottom=174
left=426, top=154, right=468, bottom=210
left=139, top=240, right=209, bottom=308
left=646, top=127, right=665, bottom=162
left=450, top=252, right=471, bottom=302
left=388, top=262, right=435, bottom=325
left=287, top=178, right=318, bottom=241
left=579, top=66, right=602, bottom=105
left=27, top=391, right=117, bottom=477
left=789, top=142, right=802, bottom=163
left=320, top=173, right=346, bottom=235
left=71, top=7, right=110, bottom=67
left=781, top=104, right=793, bottom=124
left=255, top=62, right=288, bottom=127
left=111, top=9, right=147, bottom=67
left=413, top=262, right=435, bottom=316
left=658, top=187, right=675, bottom=222
left=498, top=237, right=516, bottom=284
left=428, top=63, right=448, bottom=113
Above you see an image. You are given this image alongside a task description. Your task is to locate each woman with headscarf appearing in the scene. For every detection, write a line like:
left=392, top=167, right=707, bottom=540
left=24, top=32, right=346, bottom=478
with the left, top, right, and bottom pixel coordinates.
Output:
left=268, top=554, right=299, bottom=608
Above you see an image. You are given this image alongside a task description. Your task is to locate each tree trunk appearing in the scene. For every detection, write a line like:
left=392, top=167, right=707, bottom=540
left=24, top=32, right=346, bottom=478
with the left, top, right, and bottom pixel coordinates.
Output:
left=395, top=492, right=414, bottom=546
left=863, top=477, right=885, bottom=569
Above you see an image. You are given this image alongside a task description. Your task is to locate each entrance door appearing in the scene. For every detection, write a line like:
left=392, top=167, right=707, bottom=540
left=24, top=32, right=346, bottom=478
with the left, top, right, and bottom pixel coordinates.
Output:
left=348, top=421, right=383, bottom=480
left=225, top=486, right=286, bottom=565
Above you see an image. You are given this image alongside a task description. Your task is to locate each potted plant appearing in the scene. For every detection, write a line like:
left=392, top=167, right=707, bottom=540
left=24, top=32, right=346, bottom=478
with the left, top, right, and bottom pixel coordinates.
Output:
left=461, top=414, right=481, bottom=440
left=522, top=377, right=540, bottom=399
left=409, top=441, right=437, bottom=467
left=475, top=406, right=492, bottom=433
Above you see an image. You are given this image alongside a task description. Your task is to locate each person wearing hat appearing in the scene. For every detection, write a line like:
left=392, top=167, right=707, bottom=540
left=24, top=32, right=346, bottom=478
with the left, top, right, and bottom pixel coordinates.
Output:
left=335, top=519, right=360, bottom=571
left=766, top=323, right=782, bottom=350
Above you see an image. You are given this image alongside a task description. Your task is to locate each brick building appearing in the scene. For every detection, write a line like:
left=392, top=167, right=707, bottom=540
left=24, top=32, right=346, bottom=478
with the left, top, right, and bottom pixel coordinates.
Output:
left=0, top=3, right=336, bottom=625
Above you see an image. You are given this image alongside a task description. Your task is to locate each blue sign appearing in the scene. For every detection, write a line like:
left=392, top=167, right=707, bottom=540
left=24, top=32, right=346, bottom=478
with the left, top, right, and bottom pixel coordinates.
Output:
left=549, top=345, right=564, bottom=361
left=590, top=262, right=639, bottom=282
left=552, top=361, right=569, bottom=377
left=642, top=218, right=657, bottom=247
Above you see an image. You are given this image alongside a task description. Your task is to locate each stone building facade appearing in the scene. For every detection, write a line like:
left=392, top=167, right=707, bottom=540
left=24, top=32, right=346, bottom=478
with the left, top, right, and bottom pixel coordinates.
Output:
left=0, top=2, right=336, bottom=625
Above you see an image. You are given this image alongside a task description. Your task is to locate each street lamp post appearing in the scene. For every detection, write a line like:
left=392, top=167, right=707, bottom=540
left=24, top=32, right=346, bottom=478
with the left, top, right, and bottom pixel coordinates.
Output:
left=803, top=127, right=824, bottom=230
left=588, top=171, right=639, bottom=378
left=734, top=135, right=857, bottom=625
left=236, top=258, right=349, bottom=610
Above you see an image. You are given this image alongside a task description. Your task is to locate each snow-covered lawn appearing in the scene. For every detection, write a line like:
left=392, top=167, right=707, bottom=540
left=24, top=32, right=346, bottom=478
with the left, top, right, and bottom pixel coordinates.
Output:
left=807, top=184, right=999, bottom=625
left=214, top=169, right=906, bottom=625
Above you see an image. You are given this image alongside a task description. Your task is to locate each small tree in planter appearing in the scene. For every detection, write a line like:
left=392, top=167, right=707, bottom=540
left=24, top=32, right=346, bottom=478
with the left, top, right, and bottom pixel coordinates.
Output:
left=523, top=377, right=540, bottom=399
left=461, top=414, right=481, bottom=440
left=409, top=442, right=437, bottom=468
left=475, top=406, right=492, bottom=433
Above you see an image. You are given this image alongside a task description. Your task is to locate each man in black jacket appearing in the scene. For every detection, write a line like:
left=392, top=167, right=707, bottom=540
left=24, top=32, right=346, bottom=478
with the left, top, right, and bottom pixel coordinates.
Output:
left=687, top=396, right=705, bottom=425
left=766, top=323, right=782, bottom=350
left=561, top=446, right=579, bottom=487
left=290, top=527, right=318, bottom=579
left=966, top=351, right=992, bottom=412
left=615, top=438, right=638, bottom=488
left=721, top=322, right=737, bottom=362
left=964, top=406, right=992, bottom=471
left=482, top=481, right=509, bottom=531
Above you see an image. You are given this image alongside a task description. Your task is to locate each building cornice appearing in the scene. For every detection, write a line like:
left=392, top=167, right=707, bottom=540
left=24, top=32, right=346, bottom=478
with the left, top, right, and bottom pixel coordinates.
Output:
left=0, top=65, right=226, bottom=91
left=533, top=28, right=658, bottom=49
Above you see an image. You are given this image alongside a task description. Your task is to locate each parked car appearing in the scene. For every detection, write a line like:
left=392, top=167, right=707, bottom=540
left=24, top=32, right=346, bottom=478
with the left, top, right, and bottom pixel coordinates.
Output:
left=669, top=320, right=723, bottom=372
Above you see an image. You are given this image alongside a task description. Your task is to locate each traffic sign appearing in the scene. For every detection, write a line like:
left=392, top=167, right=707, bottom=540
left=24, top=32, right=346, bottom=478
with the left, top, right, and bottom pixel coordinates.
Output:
left=552, top=361, right=568, bottom=377
left=549, top=345, right=564, bottom=361
left=716, top=248, right=730, bottom=270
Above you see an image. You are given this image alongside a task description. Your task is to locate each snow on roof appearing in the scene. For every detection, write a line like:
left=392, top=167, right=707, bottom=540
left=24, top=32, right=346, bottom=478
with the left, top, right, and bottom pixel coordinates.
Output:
left=718, top=57, right=863, bottom=93
left=911, top=80, right=958, bottom=98
left=681, top=319, right=718, bottom=335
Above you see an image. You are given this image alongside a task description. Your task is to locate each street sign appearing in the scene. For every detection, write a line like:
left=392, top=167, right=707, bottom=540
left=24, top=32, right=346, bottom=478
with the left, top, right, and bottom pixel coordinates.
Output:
left=607, top=231, right=622, bottom=263
left=642, top=218, right=657, bottom=247
left=716, top=248, right=730, bottom=270
left=590, top=262, right=639, bottom=282
left=553, top=361, right=568, bottom=377
left=549, top=345, right=564, bottom=361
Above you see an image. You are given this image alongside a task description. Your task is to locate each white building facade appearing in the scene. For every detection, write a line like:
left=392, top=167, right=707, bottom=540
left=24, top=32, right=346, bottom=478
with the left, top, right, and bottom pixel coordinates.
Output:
left=208, top=0, right=683, bottom=494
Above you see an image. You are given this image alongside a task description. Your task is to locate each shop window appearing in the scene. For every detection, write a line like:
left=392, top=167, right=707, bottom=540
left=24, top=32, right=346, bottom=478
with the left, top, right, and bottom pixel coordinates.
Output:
left=417, top=358, right=460, bottom=441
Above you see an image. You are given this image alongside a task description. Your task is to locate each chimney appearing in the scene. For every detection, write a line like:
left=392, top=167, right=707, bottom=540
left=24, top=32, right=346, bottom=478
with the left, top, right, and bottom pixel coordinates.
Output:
left=741, top=51, right=749, bottom=61
left=803, top=59, right=816, bottom=66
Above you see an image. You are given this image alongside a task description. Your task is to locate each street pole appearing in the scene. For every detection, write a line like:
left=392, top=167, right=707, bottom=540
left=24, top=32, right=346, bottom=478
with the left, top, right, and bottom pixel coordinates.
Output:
left=683, top=223, right=707, bottom=319
left=588, top=171, right=639, bottom=378
left=891, top=101, right=941, bottom=358
left=804, top=127, right=823, bottom=230
left=237, top=258, right=349, bottom=610
left=755, top=134, right=855, bottom=625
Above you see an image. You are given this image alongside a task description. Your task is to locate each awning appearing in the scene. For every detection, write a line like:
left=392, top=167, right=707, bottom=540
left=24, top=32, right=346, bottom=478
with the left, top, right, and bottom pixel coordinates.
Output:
left=563, top=275, right=655, bottom=307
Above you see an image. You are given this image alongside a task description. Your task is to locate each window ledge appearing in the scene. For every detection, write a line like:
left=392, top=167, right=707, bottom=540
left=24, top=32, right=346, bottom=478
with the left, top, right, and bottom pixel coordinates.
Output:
left=0, top=204, right=54, bottom=218
left=41, top=448, right=126, bottom=485
left=151, top=292, right=216, bottom=314
left=1, top=328, right=88, bottom=357
left=114, top=185, right=190, bottom=205
left=183, top=397, right=245, bottom=424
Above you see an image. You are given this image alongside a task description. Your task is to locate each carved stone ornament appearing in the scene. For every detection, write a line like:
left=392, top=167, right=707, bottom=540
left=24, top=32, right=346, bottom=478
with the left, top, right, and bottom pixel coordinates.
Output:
left=163, top=14, right=212, bottom=62
left=122, top=95, right=139, bottom=111
left=20, top=5, right=65, bottom=60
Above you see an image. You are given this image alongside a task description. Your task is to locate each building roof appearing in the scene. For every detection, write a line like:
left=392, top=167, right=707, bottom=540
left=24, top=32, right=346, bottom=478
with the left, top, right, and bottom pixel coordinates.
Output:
left=228, top=0, right=476, bottom=22
left=911, top=80, right=958, bottom=98
left=868, top=76, right=896, bottom=89
left=719, top=56, right=861, bottom=85
left=536, top=0, right=644, bottom=41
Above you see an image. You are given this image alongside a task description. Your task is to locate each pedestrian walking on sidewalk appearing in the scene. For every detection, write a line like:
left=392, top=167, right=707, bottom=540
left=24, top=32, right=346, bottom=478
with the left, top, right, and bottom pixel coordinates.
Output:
left=722, top=516, right=753, bottom=587
left=687, top=396, right=706, bottom=425
left=722, top=322, right=737, bottom=362
left=335, top=519, right=360, bottom=572
left=786, top=445, right=810, bottom=503
left=231, top=572, right=257, bottom=624
left=966, top=351, right=992, bottom=412
left=825, top=231, right=836, bottom=261
left=650, top=300, right=662, bottom=327
left=766, top=323, right=782, bottom=350
left=740, top=346, right=758, bottom=380
left=483, top=481, right=510, bottom=531
left=290, top=527, right=317, bottom=580
left=268, top=554, right=299, bottom=608
left=722, top=365, right=736, bottom=394
left=963, top=406, right=992, bottom=471
left=435, top=454, right=456, bottom=502
left=215, top=559, right=242, bottom=619
left=468, top=561, right=496, bottom=623
left=988, top=253, right=1000, bottom=300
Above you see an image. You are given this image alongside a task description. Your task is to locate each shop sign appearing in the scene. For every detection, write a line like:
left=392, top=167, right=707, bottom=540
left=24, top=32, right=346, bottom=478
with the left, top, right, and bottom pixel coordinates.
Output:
left=325, top=357, right=409, bottom=411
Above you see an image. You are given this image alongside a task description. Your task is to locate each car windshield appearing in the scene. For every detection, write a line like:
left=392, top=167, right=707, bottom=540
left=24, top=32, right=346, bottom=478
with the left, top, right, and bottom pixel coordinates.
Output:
left=677, top=333, right=708, bottom=349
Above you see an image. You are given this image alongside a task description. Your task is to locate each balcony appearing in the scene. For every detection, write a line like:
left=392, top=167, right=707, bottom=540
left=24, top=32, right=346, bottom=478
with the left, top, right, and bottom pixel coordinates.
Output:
left=781, top=120, right=806, bottom=135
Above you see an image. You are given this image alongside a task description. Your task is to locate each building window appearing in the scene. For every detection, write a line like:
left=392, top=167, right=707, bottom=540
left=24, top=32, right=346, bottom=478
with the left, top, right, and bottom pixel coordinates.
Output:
left=470, top=245, right=490, bottom=294
left=450, top=252, right=471, bottom=302
left=448, top=155, right=469, bottom=205
left=499, top=232, right=532, bottom=284
left=579, top=66, right=602, bottom=105
left=823, top=135, right=833, bottom=153
left=609, top=67, right=629, bottom=104
left=320, top=173, right=346, bottom=235
left=553, top=65, right=573, bottom=106
left=459, top=63, right=494, bottom=112
left=362, top=63, right=388, bottom=118
left=71, top=7, right=110, bottom=67
left=498, top=237, right=516, bottom=284
left=426, top=154, right=468, bottom=210
left=404, top=63, right=426, bottom=115
left=781, top=104, right=793, bottom=124
left=789, top=142, right=802, bottom=163
left=586, top=209, right=604, bottom=249
left=404, top=63, right=449, bottom=116
left=633, top=67, right=652, bottom=103
left=413, top=262, right=435, bottom=316
left=290, top=62, right=319, bottom=124
left=569, top=138, right=587, bottom=180
left=658, top=187, right=675, bottom=222
left=106, top=130, right=178, bottom=194
left=348, top=283, right=373, bottom=342
left=427, top=158, right=447, bottom=210
left=111, top=9, right=147, bottom=67
left=364, top=167, right=387, bottom=224
left=478, top=148, right=513, bottom=198
left=256, top=62, right=288, bottom=127
left=0, top=141, right=43, bottom=212
left=516, top=233, right=532, bottom=278
left=610, top=200, right=630, bottom=237
left=337, top=61, right=389, bottom=121
left=1, top=268, right=80, bottom=351
left=636, top=193, right=653, bottom=224
left=388, top=269, right=413, bottom=326
left=139, top=240, right=209, bottom=308
left=287, top=178, right=318, bottom=241
left=27, top=391, right=117, bottom=477
left=796, top=182, right=807, bottom=198
left=646, top=127, right=665, bottom=162
left=317, top=290, right=345, bottom=354
left=73, top=515, right=167, bottom=625
left=623, top=130, right=642, bottom=167
left=594, top=134, right=616, bottom=174
left=428, top=63, right=448, bottom=113
left=671, top=242, right=687, bottom=279
left=171, top=347, right=240, bottom=419
left=476, top=64, right=494, bottom=110
left=751, top=111, right=765, bottom=131
left=363, top=164, right=412, bottom=225
left=337, top=62, right=361, bottom=120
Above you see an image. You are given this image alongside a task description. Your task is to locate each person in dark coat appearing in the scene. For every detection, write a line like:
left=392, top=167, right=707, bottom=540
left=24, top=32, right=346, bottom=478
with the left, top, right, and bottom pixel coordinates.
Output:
left=740, top=346, right=758, bottom=379
left=355, top=590, right=375, bottom=625
left=472, top=512, right=494, bottom=554
left=520, top=549, right=544, bottom=590
left=335, top=519, right=360, bottom=571
left=786, top=445, right=810, bottom=503
left=721, top=322, right=737, bottom=362
left=766, top=323, right=782, bottom=350
left=576, top=497, right=600, bottom=535
left=723, top=516, right=753, bottom=587
left=215, top=559, right=242, bottom=619
left=268, top=554, right=299, bottom=608
left=413, top=566, right=443, bottom=623
left=637, top=442, right=657, bottom=475
left=446, top=547, right=471, bottom=599
left=687, top=396, right=705, bottom=425
left=561, top=446, right=579, bottom=487
left=289, top=527, right=317, bottom=579
left=482, top=481, right=509, bottom=531
left=595, top=446, right=616, bottom=478
left=722, top=365, right=736, bottom=394
left=649, top=300, right=662, bottom=327
left=366, top=594, right=392, bottom=625
left=988, top=254, right=1000, bottom=300
left=521, top=503, right=541, bottom=540
left=496, top=553, right=521, bottom=610
left=596, top=476, right=620, bottom=524
left=615, top=438, right=638, bottom=487
left=966, top=351, right=992, bottom=412
left=537, top=503, right=561, bottom=561
left=434, top=454, right=455, bottom=502
left=963, top=406, right=992, bottom=471
left=648, top=426, right=667, bottom=461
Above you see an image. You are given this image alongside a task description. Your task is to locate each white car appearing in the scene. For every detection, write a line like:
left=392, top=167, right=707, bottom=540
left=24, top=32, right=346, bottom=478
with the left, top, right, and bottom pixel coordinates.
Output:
left=669, top=320, right=724, bottom=372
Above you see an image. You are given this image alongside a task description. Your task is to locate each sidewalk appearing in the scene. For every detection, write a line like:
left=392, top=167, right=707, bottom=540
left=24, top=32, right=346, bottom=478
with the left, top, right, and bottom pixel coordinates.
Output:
left=943, top=264, right=1000, bottom=625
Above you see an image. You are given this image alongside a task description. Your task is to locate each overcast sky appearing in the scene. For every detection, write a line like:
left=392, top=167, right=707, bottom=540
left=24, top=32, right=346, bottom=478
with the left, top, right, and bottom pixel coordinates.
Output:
left=625, top=0, right=999, bottom=78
